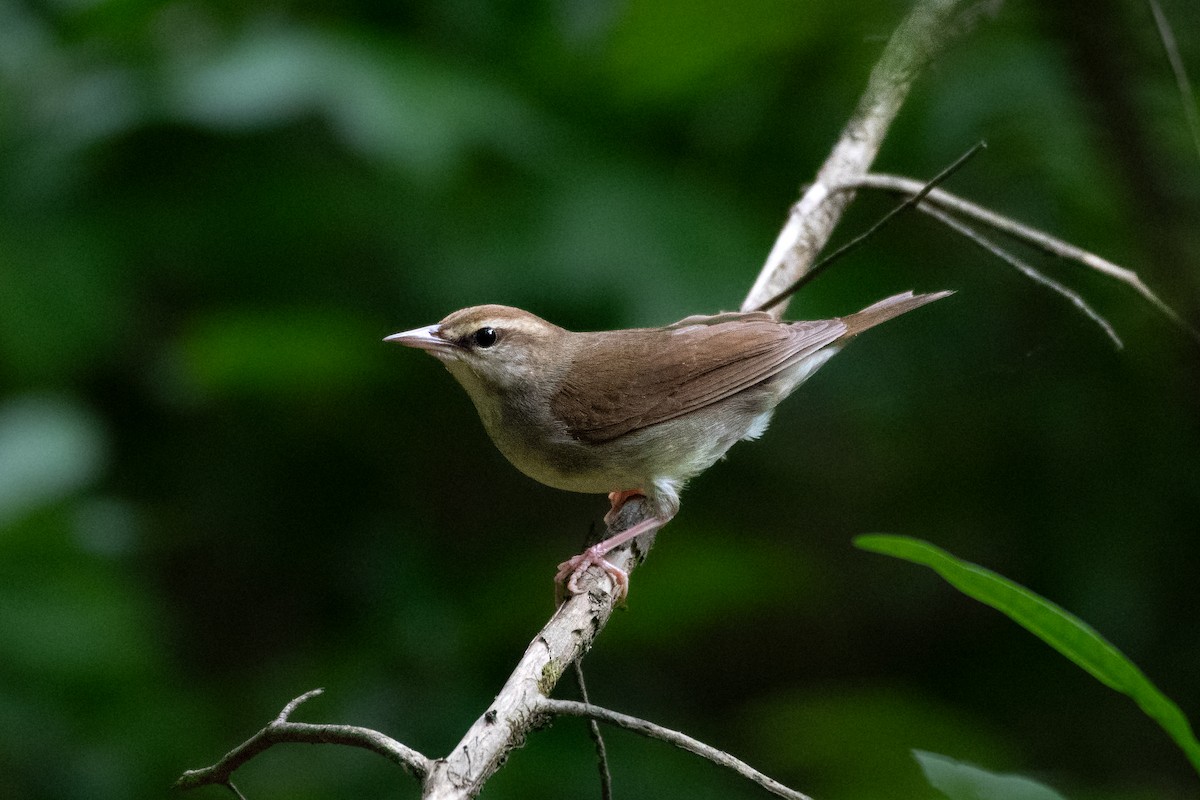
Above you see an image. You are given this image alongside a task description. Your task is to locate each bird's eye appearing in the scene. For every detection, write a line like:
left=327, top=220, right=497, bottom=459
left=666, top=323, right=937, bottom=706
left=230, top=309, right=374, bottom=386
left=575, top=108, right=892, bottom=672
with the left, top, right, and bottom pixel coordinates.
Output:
left=472, top=327, right=498, bottom=348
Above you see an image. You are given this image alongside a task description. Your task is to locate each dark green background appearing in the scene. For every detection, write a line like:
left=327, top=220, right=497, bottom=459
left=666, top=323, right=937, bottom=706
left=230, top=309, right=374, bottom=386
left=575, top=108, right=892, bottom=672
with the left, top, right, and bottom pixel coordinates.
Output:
left=1, top=1, right=1197, bottom=798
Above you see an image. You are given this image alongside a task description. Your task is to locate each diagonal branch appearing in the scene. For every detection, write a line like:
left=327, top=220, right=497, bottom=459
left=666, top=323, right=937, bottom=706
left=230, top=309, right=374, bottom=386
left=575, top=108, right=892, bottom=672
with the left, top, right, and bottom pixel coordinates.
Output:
left=540, top=699, right=814, bottom=800
left=421, top=497, right=653, bottom=799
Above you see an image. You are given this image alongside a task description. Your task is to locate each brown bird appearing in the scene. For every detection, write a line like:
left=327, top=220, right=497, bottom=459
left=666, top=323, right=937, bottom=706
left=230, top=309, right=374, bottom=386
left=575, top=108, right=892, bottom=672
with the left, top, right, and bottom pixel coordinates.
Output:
left=387, top=290, right=950, bottom=599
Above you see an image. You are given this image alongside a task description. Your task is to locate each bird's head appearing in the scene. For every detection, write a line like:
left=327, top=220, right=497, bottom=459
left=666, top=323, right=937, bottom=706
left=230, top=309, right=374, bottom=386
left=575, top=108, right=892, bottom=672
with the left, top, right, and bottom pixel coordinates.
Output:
left=386, top=305, right=568, bottom=393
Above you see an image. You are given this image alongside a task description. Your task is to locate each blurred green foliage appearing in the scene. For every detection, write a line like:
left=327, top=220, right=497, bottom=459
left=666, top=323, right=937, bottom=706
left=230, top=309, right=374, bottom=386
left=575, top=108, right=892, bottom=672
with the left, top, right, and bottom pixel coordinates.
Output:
left=1, top=1, right=1198, bottom=799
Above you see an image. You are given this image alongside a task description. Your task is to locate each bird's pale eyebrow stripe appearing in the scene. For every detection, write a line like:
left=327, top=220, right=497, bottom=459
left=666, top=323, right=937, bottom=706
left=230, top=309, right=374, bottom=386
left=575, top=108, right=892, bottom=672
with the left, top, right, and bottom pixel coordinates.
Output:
left=495, top=319, right=544, bottom=336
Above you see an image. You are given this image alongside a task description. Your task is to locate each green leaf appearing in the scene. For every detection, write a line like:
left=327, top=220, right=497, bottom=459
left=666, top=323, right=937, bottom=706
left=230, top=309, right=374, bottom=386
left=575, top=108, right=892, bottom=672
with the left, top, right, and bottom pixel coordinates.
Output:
left=913, top=750, right=1068, bottom=800
left=856, top=535, right=1200, bottom=777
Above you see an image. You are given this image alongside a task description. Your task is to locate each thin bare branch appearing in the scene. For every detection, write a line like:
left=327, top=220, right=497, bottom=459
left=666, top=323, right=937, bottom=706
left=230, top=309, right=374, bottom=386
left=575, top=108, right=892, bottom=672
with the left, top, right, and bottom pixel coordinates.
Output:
left=920, top=204, right=1124, bottom=347
left=1149, top=0, right=1200, bottom=164
left=175, top=689, right=432, bottom=791
left=540, top=699, right=814, bottom=800
left=742, top=0, right=989, bottom=317
left=840, top=173, right=1200, bottom=343
left=573, top=660, right=614, bottom=800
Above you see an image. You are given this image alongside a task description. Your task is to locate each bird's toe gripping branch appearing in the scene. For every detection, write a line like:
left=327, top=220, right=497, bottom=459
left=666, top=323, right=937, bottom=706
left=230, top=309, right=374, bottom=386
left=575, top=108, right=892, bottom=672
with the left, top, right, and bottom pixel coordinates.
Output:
left=554, top=516, right=663, bottom=603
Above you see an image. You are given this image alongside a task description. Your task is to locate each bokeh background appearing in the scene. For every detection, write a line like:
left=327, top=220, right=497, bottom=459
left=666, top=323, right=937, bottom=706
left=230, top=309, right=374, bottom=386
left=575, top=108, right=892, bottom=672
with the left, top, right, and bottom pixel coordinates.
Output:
left=1, top=0, right=1198, bottom=798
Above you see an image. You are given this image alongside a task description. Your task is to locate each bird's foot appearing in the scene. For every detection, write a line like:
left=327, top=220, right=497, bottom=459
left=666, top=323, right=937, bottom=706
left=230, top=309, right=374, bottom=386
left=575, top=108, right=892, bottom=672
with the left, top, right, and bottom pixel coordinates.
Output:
left=555, top=547, right=630, bottom=603
left=555, top=516, right=662, bottom=604
left=604, top=489, right=646, bottom=527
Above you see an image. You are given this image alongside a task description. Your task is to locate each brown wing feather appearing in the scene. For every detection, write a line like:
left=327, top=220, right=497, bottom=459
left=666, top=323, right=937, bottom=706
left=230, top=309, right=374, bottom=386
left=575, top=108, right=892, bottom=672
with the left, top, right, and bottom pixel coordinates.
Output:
left=552, top=317, right=846, bottom=443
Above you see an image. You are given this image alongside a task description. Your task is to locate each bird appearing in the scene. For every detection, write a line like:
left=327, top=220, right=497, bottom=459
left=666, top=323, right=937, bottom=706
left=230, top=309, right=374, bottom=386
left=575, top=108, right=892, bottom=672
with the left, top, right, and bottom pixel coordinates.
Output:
left=386, top=289, right=951, bottom=600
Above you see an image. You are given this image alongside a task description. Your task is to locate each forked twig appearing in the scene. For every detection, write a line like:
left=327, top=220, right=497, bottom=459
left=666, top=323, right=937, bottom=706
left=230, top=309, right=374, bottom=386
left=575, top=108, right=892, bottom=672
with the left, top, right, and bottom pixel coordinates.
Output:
left=174, top=689, right=432, bottom=791
left=742, top=0, right=986, bottom=315
left=839, top=173, right=1200, bottom=344
left=754, top=141, right=987, bottom=313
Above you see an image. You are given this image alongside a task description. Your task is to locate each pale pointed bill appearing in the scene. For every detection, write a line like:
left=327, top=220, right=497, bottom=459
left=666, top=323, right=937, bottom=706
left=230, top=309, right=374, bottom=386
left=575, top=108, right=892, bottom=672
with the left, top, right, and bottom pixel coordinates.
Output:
left=384, top=323, right=441, bottom=345
left=384, top=325, right=458, bottom=358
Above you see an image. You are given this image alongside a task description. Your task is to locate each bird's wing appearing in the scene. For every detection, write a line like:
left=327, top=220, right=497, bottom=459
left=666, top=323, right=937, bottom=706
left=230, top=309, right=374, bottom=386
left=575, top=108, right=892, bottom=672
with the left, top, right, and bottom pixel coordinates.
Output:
left=551, top=316, right=846, bottom=444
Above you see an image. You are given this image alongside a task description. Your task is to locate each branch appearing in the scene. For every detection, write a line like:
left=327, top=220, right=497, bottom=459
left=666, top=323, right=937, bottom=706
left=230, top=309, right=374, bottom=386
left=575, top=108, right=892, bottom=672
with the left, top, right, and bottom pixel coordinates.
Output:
left=422, top=497, right=655, bottom=800
left=540, top=699, right=814, bottom=800
left=573, top=661, right=614, bottom=800
left=840, top=172, right=1200, bottom=343
left=175, top=689, right=432, bottom=791
left=742, top=0, right=991, bottom=316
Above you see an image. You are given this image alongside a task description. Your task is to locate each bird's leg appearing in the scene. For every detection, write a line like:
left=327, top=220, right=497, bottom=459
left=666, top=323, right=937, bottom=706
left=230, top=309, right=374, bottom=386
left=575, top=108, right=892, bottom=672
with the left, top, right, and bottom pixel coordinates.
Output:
left=554, top=516, right=662, bottom=603
left=558, top=481, right=679, bottom=603
left=604, top=489, right=645, bottom=527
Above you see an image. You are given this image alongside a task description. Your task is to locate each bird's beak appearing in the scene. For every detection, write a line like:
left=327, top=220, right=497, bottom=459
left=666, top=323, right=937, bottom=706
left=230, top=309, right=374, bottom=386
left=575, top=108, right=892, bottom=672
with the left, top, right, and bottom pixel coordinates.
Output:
left=384, top=325, right=458, bottom=359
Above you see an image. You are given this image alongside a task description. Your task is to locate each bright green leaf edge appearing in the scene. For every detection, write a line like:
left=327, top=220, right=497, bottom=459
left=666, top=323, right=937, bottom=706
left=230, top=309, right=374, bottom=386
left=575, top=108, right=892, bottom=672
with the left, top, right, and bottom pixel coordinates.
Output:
left=855, top=534, right=1200, bottom=777
left=914, top=749, right=1069, bottom=800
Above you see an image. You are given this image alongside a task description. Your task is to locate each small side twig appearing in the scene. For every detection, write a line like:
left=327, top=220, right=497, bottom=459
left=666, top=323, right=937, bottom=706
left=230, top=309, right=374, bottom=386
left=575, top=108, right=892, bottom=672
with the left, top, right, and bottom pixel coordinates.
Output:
left=573, top=660, right=614, bottom=800
left=754, top=140, right=986, bottom=313
left=839, top=172, right=1200, bottom=344
left=174, top=689, right=432, bottom=791
left=539, top=699, right=813, bottom=800
left=921, top=204, right=1123, bottom=347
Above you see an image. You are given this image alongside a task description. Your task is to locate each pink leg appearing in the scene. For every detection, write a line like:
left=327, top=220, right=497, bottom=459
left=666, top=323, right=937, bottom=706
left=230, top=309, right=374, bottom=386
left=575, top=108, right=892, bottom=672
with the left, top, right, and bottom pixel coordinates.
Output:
left=604, top=489, right=645, bottom=527
left=554, top=516, right=662, bottom=603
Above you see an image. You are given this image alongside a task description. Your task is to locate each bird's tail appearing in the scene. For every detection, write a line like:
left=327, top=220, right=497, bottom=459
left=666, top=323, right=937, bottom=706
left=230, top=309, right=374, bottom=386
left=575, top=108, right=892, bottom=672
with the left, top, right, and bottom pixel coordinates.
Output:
left=838, top=290, right=953, bottom=339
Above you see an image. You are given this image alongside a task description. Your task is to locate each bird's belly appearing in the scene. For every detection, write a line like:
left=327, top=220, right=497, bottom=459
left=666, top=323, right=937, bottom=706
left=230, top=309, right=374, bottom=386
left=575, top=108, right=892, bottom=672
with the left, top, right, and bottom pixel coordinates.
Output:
left=490, top=432, right=639, bottom=495
left=488, top=396, right=773, bottom=497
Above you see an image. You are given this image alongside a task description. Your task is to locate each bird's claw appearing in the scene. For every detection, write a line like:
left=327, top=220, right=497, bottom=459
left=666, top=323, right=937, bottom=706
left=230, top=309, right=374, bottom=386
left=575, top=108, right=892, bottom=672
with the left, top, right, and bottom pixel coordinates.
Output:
left=555, top=546, right=629, bottom=603
left=554, top=516, right=662, bottom=604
